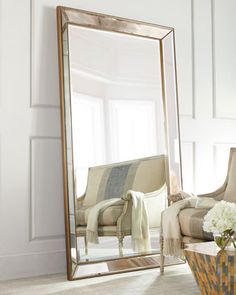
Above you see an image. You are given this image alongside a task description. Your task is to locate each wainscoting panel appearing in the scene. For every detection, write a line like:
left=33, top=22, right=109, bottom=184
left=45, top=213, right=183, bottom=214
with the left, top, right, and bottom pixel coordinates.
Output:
left=213, top=0, right=236, bottom=119
left=180, top=0, right=236, bottom=194
left=181, top=142, right=195, bottom=192
left=30, top=137, right=64, bottom=241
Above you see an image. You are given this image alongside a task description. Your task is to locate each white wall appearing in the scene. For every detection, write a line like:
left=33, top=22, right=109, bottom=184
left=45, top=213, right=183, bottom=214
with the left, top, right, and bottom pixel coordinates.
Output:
left=0, top=0, right=235, bottom=280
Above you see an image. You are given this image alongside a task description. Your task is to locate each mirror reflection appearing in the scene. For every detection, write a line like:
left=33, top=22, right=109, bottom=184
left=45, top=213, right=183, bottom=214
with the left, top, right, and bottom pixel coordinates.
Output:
left=58, top=6, right=182, bottom=279
left=69, top=25, right=168, bottom=262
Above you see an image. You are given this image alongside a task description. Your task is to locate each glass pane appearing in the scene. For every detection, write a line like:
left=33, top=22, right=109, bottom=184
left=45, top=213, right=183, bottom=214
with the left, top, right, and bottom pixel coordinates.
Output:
left=68, top=24, right=168, bottom=263
left=161, top=31, right=182, bottom=193
left=62, top=28, right=78, bottom=266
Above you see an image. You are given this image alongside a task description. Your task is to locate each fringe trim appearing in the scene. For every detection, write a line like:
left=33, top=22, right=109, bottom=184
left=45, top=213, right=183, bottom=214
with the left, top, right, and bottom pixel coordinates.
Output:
left=86, top=230, right=99, bottom=244
left=163, top=238, right=184, bottom=258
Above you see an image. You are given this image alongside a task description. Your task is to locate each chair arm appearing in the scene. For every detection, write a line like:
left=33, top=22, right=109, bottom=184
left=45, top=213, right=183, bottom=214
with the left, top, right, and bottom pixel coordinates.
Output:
left=168, top=193, right=184, bottom=203
left=117, top=187, right=167, bottom=232
left=197, top=186, right=225, bottom=200
left=168, top=191, right=194, bottom=203
left=117, top=199, right=132, bottom=234
left=168, top=183, right=226, bottom=204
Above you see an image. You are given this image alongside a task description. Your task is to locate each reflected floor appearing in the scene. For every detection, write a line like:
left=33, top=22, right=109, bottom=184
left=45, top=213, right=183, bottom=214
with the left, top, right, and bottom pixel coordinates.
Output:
left=76, top=228, right=160, bottom=262
left=73, top=254, right=184, bottom=279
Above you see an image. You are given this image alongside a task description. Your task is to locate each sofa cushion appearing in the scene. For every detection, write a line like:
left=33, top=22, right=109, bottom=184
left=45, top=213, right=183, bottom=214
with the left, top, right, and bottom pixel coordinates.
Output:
left=182, top=236, right=206, bottom=244
left=179, top=208, right=213, bottom=240
left=76, top=205, right=123, bottom=226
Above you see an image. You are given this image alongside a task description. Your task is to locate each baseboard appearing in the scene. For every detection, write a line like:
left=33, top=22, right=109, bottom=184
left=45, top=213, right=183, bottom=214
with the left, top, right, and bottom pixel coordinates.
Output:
left=0, top=250, right=66, bottom=280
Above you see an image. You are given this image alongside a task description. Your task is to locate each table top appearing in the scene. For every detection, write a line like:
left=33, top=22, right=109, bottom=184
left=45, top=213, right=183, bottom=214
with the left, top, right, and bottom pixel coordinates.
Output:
left=184, top=241, right=236, bottom=257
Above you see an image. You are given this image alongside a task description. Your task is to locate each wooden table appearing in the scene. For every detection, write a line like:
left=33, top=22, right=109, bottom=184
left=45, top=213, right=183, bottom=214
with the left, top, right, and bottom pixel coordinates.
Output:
left=184, top=242, right=236, bottom=295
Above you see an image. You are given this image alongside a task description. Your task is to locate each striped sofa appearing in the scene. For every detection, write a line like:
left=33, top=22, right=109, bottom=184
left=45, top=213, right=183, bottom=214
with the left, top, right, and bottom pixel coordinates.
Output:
left=179, top=148, right=236, bottom=243
left=75, top=155, right=167, bottom=256
left=160, top=147, right=236, bottom=273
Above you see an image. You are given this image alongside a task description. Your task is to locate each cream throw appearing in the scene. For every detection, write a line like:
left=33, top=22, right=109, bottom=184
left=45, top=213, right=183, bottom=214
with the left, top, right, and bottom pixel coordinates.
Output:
left=162, top=193, right=197, bottom=257
left=86, top=190, right=151, bottom=253
left=195, top=197, right=219, bottom=208
left=123, top=190, right=151, bottom=253
left=86, top=198, right=123, bottom=243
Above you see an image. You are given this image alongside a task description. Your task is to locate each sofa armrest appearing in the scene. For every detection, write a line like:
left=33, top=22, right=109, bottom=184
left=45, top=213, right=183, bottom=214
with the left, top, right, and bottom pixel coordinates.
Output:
left=168, top=191, right=196, bottom=204
left=168, top=183, right=226, bottom=204
left=118, top=187, right=167, bottom=232
left=197, top=188, right=225, bottom=201
left=116, top=199, right=132, bottom=234
left=168, top=193, right=183, bottom=203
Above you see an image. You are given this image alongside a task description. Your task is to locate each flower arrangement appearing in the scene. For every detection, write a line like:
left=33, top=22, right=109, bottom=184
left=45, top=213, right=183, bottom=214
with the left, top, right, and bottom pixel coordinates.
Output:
left=203, top=200, right=236, bottom=250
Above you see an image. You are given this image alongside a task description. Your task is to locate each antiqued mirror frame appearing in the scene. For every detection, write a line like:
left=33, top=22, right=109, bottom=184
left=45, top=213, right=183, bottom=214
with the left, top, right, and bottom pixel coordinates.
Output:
left=57, top=6, right=182, bottom=280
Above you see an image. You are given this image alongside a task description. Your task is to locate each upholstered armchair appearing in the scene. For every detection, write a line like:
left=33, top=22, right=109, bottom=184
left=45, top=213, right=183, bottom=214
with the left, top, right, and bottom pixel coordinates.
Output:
left=75, top=155, right=167, bottom=256
left=160, top=147, right=236, bottom=273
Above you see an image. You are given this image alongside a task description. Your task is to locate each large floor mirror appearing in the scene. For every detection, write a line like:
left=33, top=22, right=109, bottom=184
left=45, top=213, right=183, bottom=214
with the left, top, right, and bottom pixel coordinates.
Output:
left=57, top=6, right=182, bottom=280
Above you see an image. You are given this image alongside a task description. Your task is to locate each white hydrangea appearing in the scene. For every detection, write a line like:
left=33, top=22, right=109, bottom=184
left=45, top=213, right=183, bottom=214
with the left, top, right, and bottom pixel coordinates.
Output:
left=203, top=200, right=236, bottom=235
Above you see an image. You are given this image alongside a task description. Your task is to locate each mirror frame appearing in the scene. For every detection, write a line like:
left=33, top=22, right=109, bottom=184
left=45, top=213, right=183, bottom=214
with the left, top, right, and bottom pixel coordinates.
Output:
left=57, top=6, right=182, bottom=280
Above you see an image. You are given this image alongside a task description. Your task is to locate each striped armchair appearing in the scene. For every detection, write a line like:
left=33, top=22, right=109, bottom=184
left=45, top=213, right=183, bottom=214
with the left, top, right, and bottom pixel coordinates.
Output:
left=75, top=155, right=167, bottom=256
left=160, top=147, right=236, bottom=273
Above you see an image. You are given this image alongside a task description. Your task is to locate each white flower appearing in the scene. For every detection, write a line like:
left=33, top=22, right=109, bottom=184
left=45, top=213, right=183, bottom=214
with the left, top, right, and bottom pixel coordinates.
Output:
left=203, top=200, right=236, bottom=235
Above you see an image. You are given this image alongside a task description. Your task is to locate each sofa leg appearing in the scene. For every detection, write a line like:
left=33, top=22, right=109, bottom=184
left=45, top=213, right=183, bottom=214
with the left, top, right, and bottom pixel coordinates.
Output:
left=118, top=234, right=124, bottom=257
left=84, top=235, right=88, bottom=256
left=160, top=232, right=165, bottom=275
left=160, top=252, right=165, bottom=275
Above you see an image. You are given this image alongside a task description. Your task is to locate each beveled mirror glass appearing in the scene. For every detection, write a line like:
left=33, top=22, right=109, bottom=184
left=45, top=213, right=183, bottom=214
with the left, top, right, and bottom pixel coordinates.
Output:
left=57, top=6, right=182, bottom=280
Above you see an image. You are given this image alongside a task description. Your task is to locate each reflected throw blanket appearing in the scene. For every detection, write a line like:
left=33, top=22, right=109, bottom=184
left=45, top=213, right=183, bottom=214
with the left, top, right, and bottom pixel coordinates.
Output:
left=123, top=190, right=151, bottom=253
left=86, top=190, right=151, bottom=253
left=86, top=198, right=123, bottom=244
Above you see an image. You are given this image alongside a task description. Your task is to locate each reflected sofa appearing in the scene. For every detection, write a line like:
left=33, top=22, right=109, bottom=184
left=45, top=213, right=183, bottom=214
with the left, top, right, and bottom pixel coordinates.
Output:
left=75, top=155, right=168, bottom=256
